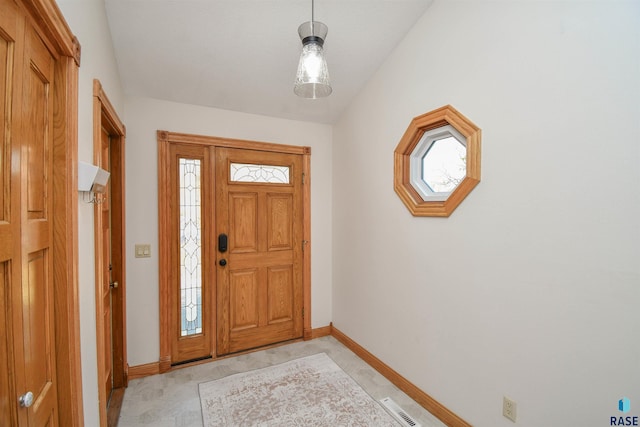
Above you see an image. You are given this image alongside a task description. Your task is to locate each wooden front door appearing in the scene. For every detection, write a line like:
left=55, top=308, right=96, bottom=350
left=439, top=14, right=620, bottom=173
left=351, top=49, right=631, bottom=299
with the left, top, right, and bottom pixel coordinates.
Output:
left=0, top=0, right=59, bottom=424
left=159, top=132, right=311, bottom=367
left=215, top=148, right=304, bottom=355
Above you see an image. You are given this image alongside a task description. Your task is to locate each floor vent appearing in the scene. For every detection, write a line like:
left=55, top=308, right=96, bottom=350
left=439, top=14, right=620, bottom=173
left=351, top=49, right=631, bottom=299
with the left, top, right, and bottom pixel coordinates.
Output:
left=380, top=397, right=422, bottom=427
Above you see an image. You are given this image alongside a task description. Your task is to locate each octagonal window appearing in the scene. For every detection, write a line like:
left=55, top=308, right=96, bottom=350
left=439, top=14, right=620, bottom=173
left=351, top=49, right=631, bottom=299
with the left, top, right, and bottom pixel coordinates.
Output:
left=410, top=125, right=466, bottom=201
left=394, top=105, right=481, bottom=217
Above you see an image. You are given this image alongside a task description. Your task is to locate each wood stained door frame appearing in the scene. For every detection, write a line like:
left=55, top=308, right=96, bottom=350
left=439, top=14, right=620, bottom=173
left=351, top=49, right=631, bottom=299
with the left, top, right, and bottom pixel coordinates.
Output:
left=92, top=80, right=127, bottom=427
left=157, top=130, right=312, bottom=372
left=2, top=0, right=83, bottom=425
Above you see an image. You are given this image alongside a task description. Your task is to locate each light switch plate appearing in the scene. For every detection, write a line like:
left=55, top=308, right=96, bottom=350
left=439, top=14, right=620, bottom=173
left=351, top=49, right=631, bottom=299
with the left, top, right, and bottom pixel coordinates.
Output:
left=135, top=244, right=151, bottom=258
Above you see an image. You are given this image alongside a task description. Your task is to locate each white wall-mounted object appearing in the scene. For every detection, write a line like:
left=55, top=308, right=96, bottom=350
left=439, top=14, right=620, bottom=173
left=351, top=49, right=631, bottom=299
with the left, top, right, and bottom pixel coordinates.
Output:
left=78, top=160, right=110, bottom=193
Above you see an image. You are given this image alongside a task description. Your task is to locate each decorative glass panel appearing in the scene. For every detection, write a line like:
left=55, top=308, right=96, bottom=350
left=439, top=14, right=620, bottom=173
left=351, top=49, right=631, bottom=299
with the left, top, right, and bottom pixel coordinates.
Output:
left=179, top=159, right=202, bottom=336
left=230, top=163, right=290, bottom=184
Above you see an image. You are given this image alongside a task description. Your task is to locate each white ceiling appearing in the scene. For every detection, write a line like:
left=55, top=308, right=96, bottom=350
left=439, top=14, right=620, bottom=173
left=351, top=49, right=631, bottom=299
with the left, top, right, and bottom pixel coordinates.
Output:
left=105, top=0, right=434, bottom=124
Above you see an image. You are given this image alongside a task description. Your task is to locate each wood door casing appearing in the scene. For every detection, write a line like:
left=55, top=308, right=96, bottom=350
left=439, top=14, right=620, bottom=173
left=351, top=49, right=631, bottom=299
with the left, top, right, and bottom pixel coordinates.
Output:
left=215, top=148, right=303, bottom=355
left=158, top=131, right=312, bottom=370
left=99, top=127, right=113, bottom=404
left=93, top=79, right=127, bottom=427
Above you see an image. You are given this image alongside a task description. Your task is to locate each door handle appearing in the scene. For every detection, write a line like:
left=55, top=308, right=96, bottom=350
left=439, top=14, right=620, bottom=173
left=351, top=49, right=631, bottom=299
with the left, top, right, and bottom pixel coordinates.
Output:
left=110, top=281, right=119, bottom=289
left=219, top=259, right=227, bottom=267
left=19, top=391, right=34, bottom=408
left=218, top=233, right=228, bottom=253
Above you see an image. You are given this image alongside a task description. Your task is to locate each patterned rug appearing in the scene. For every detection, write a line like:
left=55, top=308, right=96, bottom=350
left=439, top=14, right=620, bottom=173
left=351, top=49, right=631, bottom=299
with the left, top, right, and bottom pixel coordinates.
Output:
left=198, top=352, right=400, bottom=426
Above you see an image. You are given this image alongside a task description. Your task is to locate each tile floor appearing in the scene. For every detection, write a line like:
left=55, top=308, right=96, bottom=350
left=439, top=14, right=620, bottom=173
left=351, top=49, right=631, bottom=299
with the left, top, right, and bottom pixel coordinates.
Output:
left=118, top=336, right=446, bottom=427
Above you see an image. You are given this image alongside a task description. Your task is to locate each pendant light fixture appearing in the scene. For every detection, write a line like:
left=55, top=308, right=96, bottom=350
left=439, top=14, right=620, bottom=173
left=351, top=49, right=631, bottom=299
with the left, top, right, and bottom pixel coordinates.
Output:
left=294, top=0, right=332, bottom=98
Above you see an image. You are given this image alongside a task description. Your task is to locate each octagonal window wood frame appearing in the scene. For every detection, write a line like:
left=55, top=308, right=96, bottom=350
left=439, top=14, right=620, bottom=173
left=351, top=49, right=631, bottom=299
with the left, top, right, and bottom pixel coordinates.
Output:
left=394, top=105, right=481, bottom=217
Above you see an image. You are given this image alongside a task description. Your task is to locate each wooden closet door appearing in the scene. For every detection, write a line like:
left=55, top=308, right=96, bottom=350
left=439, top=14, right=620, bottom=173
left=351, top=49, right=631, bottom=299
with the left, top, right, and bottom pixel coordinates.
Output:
left=0, top=2, right=20, bottom=423
left=18, top=18, right=59, bottom=427
left=0, top=0, right=59, bottom=424
left=0, top=0, right=82, bottom=423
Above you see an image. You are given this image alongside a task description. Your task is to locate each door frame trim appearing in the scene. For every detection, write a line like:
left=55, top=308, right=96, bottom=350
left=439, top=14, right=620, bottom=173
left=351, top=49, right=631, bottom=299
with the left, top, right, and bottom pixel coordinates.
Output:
left=157, top=130, right=312, bottom=372
left=93, top=79, right=127, bottom=427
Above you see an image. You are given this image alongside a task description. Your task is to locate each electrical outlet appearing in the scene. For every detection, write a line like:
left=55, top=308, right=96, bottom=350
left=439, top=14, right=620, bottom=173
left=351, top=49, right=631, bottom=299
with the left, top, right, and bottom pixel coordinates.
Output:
left=503, top=396, right=517, bottom=422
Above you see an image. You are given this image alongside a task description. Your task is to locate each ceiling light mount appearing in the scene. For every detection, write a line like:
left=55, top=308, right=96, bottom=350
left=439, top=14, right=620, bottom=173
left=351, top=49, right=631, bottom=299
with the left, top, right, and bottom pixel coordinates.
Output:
left=294, top=0, right=332, bottom=99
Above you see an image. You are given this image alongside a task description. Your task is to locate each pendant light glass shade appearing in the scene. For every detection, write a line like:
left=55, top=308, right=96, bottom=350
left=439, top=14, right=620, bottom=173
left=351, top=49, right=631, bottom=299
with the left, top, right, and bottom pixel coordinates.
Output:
left=294, top=21, right=332, bottom=98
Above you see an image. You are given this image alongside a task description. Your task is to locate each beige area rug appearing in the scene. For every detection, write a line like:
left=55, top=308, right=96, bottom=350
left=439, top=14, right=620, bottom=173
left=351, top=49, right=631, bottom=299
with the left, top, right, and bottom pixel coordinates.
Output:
left=198, top=352, right=400, bottom=426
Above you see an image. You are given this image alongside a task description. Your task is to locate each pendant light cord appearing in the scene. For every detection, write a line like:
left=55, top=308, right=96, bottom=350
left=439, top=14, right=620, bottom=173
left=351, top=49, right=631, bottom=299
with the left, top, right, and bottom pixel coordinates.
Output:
left=311, top=0, right=315, bottom=35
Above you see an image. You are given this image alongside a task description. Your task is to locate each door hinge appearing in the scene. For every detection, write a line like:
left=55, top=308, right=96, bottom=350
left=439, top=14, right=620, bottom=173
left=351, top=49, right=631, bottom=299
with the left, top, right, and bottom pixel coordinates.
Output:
left=302, top=308, right=305, bottom=318
left=302, top=172, right=306, bottom=185
left=302, top=240, right=309, bottom=252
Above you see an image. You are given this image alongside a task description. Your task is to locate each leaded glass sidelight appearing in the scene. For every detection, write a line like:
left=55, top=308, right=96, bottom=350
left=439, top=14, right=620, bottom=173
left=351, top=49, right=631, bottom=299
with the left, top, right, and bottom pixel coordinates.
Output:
left=230, top=163, right=290, bottom=184
left=179, top=159, right=203, bottom=336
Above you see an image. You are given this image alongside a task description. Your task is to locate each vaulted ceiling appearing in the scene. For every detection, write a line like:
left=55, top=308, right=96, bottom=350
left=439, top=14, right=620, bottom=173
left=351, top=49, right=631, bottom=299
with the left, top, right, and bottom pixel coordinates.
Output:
left=105, top=0, right=434, bottom=124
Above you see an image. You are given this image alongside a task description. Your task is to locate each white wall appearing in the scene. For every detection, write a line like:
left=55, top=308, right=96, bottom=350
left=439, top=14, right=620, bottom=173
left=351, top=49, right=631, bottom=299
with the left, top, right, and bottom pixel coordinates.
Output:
left=332, top=1, right=640, bottom=427
left=50, top=1, right=640, bottom=426
left=123, top=97, right=333, bottom=366
left=55, top=0, right=124, bottom=425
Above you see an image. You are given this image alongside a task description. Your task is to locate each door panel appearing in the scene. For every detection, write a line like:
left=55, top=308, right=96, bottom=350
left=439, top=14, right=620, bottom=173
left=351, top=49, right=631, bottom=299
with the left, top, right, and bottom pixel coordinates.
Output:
left=23, top=249, right=56, bottom=426
left=0, top=26, right=11, bottom=223
left=229, top=269, right=259, bottom=331
left=20, top=20, right=58, bottom=427
left=25, top=71, right=47, bottom=219
left=216, top=148, right=303, bottom=355
left=229, top=193, right=258, bottom=253
left=1, top=262, right=13, bottom=426
left=267, top=194, right=293, bottom=250
left=24, top=251, right=50, bottom=391
left=267, top=265, right=293, bottom=323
